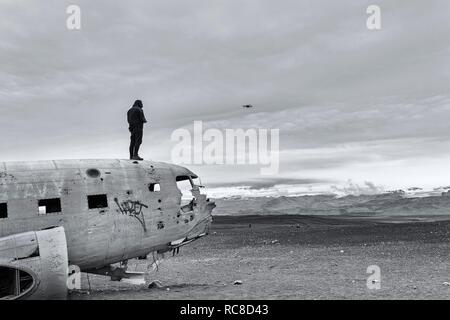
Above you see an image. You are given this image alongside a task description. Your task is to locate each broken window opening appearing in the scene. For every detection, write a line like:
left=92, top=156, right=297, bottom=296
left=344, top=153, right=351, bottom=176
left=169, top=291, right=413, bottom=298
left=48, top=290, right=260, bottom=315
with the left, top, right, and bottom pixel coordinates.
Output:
left=176, top=176, right=194, bottom=201
left=180, top=199, right=195, bottom=213
left=148, top=183, right=161, bottom=192
left=38, top=198, right=61, bottom=215
left=191, top=177, right=208, bottom=196
left=0, top=203, right=7, bottom=219
left=87, top=194, right=108, bottom=209
left=191, top=177, right=203, bottom=187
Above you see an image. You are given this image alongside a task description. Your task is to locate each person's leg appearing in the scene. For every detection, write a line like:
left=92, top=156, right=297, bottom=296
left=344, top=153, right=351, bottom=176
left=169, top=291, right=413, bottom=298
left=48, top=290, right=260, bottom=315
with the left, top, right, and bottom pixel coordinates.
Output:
left=129, top=129, right=136, bottom=159
left=133, top=129, right=143, bottom=157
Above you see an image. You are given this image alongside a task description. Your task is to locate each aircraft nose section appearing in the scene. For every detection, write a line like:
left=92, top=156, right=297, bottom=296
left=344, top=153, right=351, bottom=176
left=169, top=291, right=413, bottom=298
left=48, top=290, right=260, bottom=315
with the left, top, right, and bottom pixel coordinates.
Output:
left=186, top=198, right=215, bottom=240
left=200, top=199, right=216, bottom=231
left=205, top=199, right=216, bottom=216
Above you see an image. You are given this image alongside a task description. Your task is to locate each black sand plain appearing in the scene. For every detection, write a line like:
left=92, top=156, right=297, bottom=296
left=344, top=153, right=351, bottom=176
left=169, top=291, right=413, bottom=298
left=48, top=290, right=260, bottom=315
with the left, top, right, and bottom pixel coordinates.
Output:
left=71, top=214, right=450, bottom=299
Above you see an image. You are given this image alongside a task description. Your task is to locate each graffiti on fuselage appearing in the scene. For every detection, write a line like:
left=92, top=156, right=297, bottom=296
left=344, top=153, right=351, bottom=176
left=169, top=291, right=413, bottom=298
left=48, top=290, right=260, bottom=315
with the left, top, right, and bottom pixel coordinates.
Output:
left=0, top=172, right=16, bottom=182
left=113, top=198, right=148, bottom=232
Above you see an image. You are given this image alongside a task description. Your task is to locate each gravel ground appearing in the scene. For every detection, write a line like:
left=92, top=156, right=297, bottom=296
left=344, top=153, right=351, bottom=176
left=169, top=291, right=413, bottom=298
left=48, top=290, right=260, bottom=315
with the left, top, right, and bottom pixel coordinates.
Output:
left=70, top=215, right=450, bottom=300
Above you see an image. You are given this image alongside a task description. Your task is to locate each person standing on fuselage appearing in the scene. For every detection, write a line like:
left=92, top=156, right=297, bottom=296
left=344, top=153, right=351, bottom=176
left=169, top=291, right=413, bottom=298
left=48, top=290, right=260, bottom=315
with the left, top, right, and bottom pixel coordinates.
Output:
left=127, top=99, right=147, bottom=160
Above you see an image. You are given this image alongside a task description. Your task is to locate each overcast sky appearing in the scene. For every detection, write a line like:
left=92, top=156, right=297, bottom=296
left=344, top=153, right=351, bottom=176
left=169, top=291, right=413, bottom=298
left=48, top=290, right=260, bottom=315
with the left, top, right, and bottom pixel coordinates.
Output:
left=1, top=0, right=450, bottom=197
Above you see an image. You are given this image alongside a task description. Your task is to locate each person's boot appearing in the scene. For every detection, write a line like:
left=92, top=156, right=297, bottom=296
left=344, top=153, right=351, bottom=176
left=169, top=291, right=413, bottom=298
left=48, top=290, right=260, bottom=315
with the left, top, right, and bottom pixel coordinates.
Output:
left=129, top=146, right=134, bottom=160
left=132, top=155, right=144, bottom=160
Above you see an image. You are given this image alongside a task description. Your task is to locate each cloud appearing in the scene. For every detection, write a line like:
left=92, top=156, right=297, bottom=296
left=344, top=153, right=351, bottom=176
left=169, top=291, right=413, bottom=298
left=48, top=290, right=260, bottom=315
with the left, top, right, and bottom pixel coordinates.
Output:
left=330, top=180, right=385, bottom=196
left=1, top=1, right=450, bottom=195
left=206, top=177, right=331, bottom=189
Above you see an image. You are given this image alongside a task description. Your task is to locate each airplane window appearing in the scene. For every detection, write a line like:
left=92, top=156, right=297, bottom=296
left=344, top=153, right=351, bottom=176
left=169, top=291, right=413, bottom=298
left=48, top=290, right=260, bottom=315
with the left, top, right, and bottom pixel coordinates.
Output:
left=191, top=178, right=208, bottom=195
left=148, top=183, right=161, bottom=192
left=87, top=194, right=108, bottom=209
left=0, top=203, right=7, bottom=219
left=38, top=198, right=62, bottom=215
left=176, top=176, right=193, bottom=200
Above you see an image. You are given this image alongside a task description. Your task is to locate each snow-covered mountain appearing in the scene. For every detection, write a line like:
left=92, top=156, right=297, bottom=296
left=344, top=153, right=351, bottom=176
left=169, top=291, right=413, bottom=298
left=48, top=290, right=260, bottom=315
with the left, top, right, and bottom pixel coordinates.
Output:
left=212, top=191, right=450, bottom=216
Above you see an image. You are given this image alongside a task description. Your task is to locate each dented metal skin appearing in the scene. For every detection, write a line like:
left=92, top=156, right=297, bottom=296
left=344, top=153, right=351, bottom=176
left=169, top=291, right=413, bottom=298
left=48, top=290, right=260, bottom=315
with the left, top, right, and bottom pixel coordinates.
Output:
left=0, top=159, right=215, bottom=299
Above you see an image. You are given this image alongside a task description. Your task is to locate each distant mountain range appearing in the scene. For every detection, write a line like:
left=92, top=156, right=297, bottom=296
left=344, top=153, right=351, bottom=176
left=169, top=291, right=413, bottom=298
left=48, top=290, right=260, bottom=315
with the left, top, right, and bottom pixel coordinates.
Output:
left=212, top=190, right=450, bottom=216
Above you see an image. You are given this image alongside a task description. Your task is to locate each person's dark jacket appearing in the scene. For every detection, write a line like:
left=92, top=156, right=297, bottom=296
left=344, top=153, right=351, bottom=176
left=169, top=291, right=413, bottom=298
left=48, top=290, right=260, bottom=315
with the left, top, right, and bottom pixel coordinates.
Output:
left=127, top=106, right=147, bottom=130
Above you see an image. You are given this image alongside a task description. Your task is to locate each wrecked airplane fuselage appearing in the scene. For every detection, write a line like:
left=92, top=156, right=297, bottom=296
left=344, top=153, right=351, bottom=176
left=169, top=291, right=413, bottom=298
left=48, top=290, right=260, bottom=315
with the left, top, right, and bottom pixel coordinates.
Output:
left=0, top=159, right=215, bottom=299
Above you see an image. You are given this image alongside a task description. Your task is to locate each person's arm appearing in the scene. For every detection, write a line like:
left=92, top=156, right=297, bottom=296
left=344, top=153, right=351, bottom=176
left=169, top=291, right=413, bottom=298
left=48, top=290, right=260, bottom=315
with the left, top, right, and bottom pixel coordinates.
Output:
left=127, top=109, right=132, bottom=125
left=140, top=109, right=147, bottom=123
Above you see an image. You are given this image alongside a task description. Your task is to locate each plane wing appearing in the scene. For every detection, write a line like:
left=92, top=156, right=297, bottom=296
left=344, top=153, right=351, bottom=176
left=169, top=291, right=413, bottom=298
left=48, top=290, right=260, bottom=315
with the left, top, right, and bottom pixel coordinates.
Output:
left=0, top=227, right=69, bottom=300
